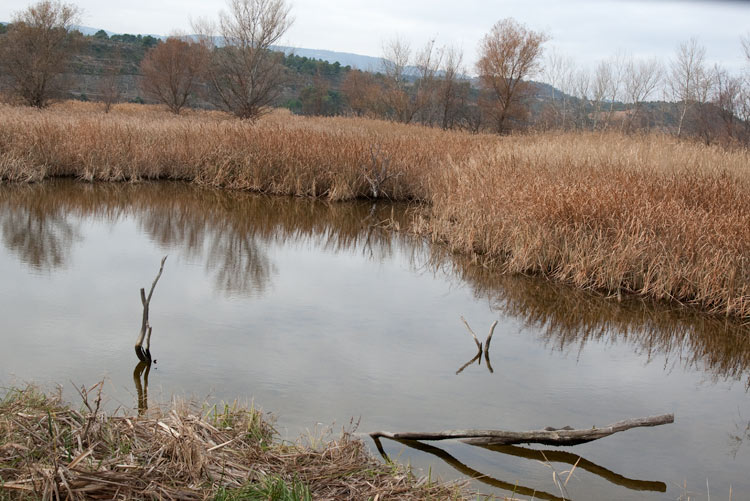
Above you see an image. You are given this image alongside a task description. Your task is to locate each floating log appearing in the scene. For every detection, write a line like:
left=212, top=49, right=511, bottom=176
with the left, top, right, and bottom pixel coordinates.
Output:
left=134, top=255, right=167, bottom=363
left=369, top=414, right=674, bottom=446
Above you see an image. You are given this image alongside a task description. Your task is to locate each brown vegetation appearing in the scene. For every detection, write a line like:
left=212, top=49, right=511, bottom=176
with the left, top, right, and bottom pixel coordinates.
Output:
left=140, top=37, right=210, bottom=114
left=1, top=101, right=749, bottom=320
left=476, top=18, right=549, bottom=133
left=0, top=0, right=81, bottom=108
left=0, top=385, right=464, bottom=500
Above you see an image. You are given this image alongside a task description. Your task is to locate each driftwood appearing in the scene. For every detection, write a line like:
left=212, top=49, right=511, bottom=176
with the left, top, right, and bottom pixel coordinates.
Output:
left=370, top=414, right=674, bottom=446
left=134, top=255, right=167, bottom=363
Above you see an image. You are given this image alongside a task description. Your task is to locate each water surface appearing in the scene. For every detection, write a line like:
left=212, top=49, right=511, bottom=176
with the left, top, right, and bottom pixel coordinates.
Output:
left=1, top=180, right=749, bottom=500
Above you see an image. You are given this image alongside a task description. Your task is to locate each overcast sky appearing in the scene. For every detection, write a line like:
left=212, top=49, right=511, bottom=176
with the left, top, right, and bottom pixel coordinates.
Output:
left=2, top=0, right=749, bottom=75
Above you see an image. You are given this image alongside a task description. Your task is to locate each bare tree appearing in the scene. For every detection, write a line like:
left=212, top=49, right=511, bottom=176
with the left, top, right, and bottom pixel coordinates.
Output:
left=571, top=68, right=591, bottom=129
left=667, top=38, right=707, bottom=137
left=590, top=59, right=618, bottom=130
left=693, top=64, right=718, bottom=144
left=341, top=69, right=386, bottom=117
left=714, top=66, right=746, bottom=143
left=541, top=49, right=576, bottom=129
left=476, top=18, right=549, bottom=133
left=195, top=0, right=293, bottom=120
left=98, top=49, right=122, bottom=113
left=622, top=56, right=662, bottom=132
left=140, top=37, right=209, bottom=114
left=740, top=35, right=750, bottom=136
left=381, top=36, right=411, bottom=92
left=0, top=0, right=81, bottom=108
left=412, top=39, right=442, bottom=125
left=380, top=37, right=442, bottom=124
left=437, top=45, right=466, bottom=129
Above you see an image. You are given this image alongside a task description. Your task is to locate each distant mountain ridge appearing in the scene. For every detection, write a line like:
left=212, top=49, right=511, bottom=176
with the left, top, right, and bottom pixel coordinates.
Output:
left=274, top=46, right=384, bottom=72
left=71, top=25, right=385, bottom=71
left=0, top=22, right=386, bottom=71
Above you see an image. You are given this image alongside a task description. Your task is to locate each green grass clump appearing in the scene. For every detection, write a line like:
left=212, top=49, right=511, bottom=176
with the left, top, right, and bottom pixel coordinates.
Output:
left=215, top=475, right=312, bottom=501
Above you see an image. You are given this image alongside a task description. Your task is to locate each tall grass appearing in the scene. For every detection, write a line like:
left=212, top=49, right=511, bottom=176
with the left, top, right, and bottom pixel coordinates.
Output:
left=427, top=133, right=750, bottom=317
left=1, top=101, right=749, bottom=318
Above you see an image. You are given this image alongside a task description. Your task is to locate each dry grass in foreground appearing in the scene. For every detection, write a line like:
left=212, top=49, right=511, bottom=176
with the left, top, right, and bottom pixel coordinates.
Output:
left=0, top=385, right=466, bottom=500
left=1, top=101, right=750, bottom=319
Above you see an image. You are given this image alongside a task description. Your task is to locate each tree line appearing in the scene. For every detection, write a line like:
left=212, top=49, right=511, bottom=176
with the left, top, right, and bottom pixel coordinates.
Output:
left=1, top=0, right=750, bottom=145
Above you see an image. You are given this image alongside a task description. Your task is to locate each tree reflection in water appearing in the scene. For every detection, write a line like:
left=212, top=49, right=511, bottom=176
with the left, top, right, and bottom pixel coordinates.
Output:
left=0, top=186, right=81, bottom=271
left=0, top=180, right=408, bottom=296
left=2, top=179, right=749, bottom=387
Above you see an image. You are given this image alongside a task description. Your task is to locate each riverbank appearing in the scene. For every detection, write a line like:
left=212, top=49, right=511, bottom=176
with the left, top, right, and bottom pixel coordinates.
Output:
left=0, top=385, right=465, bottom=500
left=1, top=101, right=749, bottom=318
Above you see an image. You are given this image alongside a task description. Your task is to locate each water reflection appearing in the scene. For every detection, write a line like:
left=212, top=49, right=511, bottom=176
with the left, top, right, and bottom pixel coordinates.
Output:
left=373, top=436, right=665, bottom=500
left=2, top=180, right=749, bottom=499
left=2, top=180, right=750, bottom=388
left=0, top=185, right=82, bottom=271
left=0, top=181, right=409, bottom=295
left=436, top=257, right=750, bottom=389
left=133, top=361, right=150, bottom=416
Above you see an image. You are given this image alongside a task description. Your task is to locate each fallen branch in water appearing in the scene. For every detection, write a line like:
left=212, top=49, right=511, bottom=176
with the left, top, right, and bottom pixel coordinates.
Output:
left=134, top=255, right=167, bottom=363
left=370, top=414, right=674, bottom=446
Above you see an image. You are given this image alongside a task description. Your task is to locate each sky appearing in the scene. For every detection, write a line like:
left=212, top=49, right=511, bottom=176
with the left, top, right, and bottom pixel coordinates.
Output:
left=1, top=0, right=749, bottom=76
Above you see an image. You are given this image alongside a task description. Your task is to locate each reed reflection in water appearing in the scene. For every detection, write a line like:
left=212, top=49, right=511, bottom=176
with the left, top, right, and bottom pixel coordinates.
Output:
left=439, top=256, right=750, bottom=390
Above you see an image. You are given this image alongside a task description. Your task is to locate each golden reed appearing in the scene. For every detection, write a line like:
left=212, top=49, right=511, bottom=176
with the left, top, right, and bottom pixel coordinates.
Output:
left=2, top=101, right=749, bottom=318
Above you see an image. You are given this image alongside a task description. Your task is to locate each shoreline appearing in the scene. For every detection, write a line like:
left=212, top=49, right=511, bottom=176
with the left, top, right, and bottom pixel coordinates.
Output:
left=2, top=101, right=749, bottom=320
left=0, top=384, right=467, bottom=500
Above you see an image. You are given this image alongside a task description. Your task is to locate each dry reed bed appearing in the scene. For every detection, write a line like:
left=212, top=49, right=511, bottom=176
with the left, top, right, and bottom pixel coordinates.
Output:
left=426, top=133, right=750, bottom=317
left=0, top=102, right=485, bottom=201
left=0, top=385, right=464, bottom=500
left=1, top=102, right=750, bottom=318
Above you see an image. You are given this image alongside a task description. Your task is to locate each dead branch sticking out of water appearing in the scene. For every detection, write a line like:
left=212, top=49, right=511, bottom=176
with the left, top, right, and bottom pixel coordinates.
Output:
left=370, top=414, right=674, bottom=446
left=456, top=317, right=498, bottom=374
left=134, top=255, right=167, bottom=363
